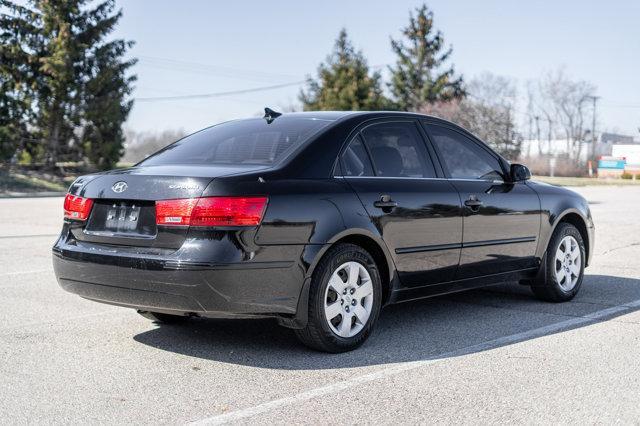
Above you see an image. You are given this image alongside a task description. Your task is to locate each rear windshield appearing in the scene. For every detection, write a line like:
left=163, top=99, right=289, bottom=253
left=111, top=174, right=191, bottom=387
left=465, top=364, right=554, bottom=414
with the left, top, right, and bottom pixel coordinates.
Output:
left=139, top=117, right=333, bottom=166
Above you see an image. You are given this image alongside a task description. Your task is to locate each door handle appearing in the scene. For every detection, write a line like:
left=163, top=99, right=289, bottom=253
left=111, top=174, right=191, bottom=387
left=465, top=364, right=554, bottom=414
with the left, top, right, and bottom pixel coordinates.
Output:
left=464, top=196, right=483, bottom=210
left=373, top=195, right=398, bottom=210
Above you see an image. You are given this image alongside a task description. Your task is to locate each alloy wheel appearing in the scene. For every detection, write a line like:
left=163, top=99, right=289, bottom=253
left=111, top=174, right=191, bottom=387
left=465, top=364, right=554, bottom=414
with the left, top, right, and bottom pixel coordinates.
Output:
left=323, top=261, right=374, bottom=338
left=554, top=235, right=581, bottom=291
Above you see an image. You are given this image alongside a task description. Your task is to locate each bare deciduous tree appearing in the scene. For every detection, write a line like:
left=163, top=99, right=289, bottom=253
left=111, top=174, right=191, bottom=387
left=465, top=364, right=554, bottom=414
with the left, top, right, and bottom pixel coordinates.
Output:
left=421, top=73, right=522, bottom=160
left=122, top=128, right=187, bottom=164
left=527, top=68, right=596, bottom=162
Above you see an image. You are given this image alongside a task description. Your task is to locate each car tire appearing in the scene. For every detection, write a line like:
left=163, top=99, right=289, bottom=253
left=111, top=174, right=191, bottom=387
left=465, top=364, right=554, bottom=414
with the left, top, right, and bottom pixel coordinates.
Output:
left=531, top=222, right=585, bottom=302
left=294, top=243, right=382, bottom=353
left=137, top=310, right=190, bottom=324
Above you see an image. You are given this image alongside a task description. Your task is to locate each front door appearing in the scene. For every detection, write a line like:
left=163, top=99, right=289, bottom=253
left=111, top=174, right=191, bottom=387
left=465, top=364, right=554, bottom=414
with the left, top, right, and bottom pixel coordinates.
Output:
left=339, top=121, right=463, bottom=287
left=424, top=123, right=541, bottom=279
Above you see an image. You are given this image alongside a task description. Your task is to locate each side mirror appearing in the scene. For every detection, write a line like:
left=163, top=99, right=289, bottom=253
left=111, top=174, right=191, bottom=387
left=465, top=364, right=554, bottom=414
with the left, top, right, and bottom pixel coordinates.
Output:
left=510, top=163, right=531, bottom=182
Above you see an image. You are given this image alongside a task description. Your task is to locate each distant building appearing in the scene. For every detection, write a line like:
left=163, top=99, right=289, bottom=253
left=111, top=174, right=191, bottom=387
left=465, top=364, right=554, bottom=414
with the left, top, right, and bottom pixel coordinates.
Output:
left=521, top=132, right=639, bottom=162
left=600, top=132, right=635, bottom=144
left=612, top=144, right=640, bottom=175
left=521, top=139, right=595, bottom=162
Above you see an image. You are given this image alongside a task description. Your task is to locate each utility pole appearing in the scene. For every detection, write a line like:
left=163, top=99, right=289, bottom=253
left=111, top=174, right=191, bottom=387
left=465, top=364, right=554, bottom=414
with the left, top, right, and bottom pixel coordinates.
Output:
left=545, top=116, right=555, bottom=177
left=535, top=115, right=541, bottom=155
left=588, top=95, right=600, bottom=160
left=546, top=117, right=553, bottom=154
left=505, top=114, right=512, bottom=159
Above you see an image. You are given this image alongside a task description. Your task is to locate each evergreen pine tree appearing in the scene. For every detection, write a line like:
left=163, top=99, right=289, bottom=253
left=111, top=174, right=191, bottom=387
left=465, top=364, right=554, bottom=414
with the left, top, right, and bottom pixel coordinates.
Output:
left=0, top=0, right=37, bottom=161
left=77, top=2, right=136, bottom=169
left=300, top=29, right=389, bottom=111
left=388, top=4, right=464, bottom=111
left=0, top=0, right=135, bottom=168
left=35, top=0, right=83, bottom=165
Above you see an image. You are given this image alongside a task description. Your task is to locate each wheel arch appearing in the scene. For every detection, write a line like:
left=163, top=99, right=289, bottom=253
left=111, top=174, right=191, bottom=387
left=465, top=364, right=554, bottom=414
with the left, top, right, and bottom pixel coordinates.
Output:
left=309, top=229, right=396, bottom=306
left=551, top=210, right=591, bottom=266
left=280, top=229, right=397, bottom=330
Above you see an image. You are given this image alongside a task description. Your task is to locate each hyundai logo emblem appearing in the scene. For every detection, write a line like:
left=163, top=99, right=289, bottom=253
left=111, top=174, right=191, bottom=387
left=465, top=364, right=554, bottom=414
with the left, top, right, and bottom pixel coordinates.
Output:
left=112, top=181, right=128, bottom=193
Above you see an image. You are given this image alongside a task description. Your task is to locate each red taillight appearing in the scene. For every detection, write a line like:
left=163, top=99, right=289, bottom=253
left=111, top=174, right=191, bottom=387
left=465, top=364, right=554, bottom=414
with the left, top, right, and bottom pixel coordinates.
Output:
left=191, top=196, right=268, bottom=226
left=156, top=196, right=268, bottom=227
left=63, top=194, right=94, bottom=221
left=156, top=198, right=199, bottom=226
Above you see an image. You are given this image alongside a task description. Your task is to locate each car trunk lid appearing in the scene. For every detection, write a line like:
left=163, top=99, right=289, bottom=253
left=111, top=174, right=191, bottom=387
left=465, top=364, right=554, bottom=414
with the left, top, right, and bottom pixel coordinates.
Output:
left=68, top=164, right=268, bottom=249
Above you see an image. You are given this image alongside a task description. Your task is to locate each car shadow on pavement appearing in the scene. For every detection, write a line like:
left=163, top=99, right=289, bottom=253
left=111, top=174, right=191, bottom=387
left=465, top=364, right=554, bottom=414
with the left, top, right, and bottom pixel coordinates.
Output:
left=133, top=274, right=640, bottom=370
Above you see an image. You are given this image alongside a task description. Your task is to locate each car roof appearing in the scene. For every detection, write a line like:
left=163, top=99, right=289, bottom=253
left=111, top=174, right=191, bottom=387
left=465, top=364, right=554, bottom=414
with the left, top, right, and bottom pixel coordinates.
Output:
left=275, top=110, right=510, bottom=178
left=282, top=110, right=448, bottom=121
left=275, top=111, right=353, bottom=120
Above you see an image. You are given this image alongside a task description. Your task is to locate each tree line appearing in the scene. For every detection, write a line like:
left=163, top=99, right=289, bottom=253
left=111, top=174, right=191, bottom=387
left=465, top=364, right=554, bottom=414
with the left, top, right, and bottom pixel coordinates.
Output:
left=299, top=5, right=522, bottom=158
left=298, top=5, right=524, bottom=159
left=300, top=6, right=466, bottom=115
left=1, top=2, right=598, bottom=169
left=299, top=5, right=598, bottom=162
left=0, top=0, right=135, bottom=169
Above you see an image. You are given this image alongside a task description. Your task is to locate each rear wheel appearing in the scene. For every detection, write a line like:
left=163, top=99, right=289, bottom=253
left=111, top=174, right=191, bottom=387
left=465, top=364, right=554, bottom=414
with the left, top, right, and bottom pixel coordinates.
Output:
left=137, top=310, right=190, bottom=324
left=294, top=243, right=382, bottom=352
left=531, top=222, right=585, bottom=302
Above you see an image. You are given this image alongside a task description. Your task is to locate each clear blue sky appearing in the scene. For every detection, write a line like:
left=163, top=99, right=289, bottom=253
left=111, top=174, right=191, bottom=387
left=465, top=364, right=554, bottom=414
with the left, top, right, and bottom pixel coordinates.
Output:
left=113, top=0, right=640, bottom=136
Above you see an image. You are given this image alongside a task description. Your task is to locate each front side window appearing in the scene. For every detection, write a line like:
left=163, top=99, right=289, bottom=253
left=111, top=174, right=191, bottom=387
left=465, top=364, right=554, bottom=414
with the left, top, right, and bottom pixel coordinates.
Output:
left=139, top=117, right=332, bottom=166
left=360, top=122, right=436, bottom=178
left=426, top=124, right=504, bottom=181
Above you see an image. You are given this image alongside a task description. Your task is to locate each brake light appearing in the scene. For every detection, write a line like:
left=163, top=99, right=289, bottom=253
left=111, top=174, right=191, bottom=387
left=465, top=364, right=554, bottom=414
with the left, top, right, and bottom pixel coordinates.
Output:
left=156, top=198, right=199, bottom=226
left=63, top=194, right=94, bottom=221
left=156, top=196, right=268, bottom=227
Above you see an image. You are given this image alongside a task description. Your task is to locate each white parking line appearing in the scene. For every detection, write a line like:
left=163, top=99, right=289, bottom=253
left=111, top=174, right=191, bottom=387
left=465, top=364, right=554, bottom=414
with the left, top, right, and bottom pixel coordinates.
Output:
left=1, top=269, right=53, bottom=277
left=0, top=312, right=115, bottom=333
left=191, top=298, right=640, bottom=425
left=0, top=233, right=59, bottom=239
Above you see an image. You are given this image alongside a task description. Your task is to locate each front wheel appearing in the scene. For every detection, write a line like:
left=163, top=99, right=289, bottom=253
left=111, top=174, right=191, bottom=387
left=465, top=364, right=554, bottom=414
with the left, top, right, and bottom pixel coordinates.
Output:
left=294, top=244, right=382, bottom=352
left=531, top=222, right=585, bottom=302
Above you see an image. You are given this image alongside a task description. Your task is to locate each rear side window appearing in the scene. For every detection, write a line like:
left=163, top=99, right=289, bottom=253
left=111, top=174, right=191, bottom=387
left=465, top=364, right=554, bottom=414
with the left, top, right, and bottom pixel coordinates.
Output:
left=361, top=122, right=436, bottom=178
left=426, top=124, right=504, bottom=181
left=340, top=136, right=374, bottom=177
left=139, top=117, right=332, bottom=166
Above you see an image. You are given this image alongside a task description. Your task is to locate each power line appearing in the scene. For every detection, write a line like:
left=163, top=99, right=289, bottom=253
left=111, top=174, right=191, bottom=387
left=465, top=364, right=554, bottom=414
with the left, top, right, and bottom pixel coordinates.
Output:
left=134, top=80, right=306, bottom=102
left=132, top=60, right=389, bottom=104
left=599, top=103, right=640, bottom=109
left=137, top=55, right=299, bottom=82
left=134, top=56, right=638, bottom=110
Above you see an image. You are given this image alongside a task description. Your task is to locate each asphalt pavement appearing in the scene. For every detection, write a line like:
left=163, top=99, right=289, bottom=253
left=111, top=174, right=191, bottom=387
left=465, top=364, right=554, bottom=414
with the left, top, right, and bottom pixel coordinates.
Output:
left=1, top=186, right=639, bottom=424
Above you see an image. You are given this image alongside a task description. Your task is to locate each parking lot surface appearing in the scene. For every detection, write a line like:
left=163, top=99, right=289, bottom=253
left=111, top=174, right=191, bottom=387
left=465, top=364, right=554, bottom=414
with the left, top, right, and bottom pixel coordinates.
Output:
left=1, top=186, right=639, bottom=424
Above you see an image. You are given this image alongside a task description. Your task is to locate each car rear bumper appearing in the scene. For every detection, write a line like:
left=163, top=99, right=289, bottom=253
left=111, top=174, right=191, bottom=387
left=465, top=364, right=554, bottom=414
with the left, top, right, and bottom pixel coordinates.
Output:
left=52, top=238, right=315, bottom=319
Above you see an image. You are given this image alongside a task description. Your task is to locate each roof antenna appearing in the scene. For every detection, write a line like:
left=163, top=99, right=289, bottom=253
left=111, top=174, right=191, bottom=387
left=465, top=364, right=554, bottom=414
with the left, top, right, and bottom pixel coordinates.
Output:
left=263, top=107, right=282, bottom=124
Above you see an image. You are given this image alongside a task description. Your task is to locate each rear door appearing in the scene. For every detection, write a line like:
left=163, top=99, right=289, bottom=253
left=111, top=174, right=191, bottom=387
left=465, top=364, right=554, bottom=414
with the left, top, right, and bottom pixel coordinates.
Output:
left=340, top=120, right=462, bottom=287
left=423, top=122, right=541, bottom=279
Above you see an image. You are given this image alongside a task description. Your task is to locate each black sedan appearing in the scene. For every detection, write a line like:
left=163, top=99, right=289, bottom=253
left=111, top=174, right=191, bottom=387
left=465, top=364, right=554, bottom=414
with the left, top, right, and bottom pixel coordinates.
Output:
left=53, top=110, right=594, bottom=352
